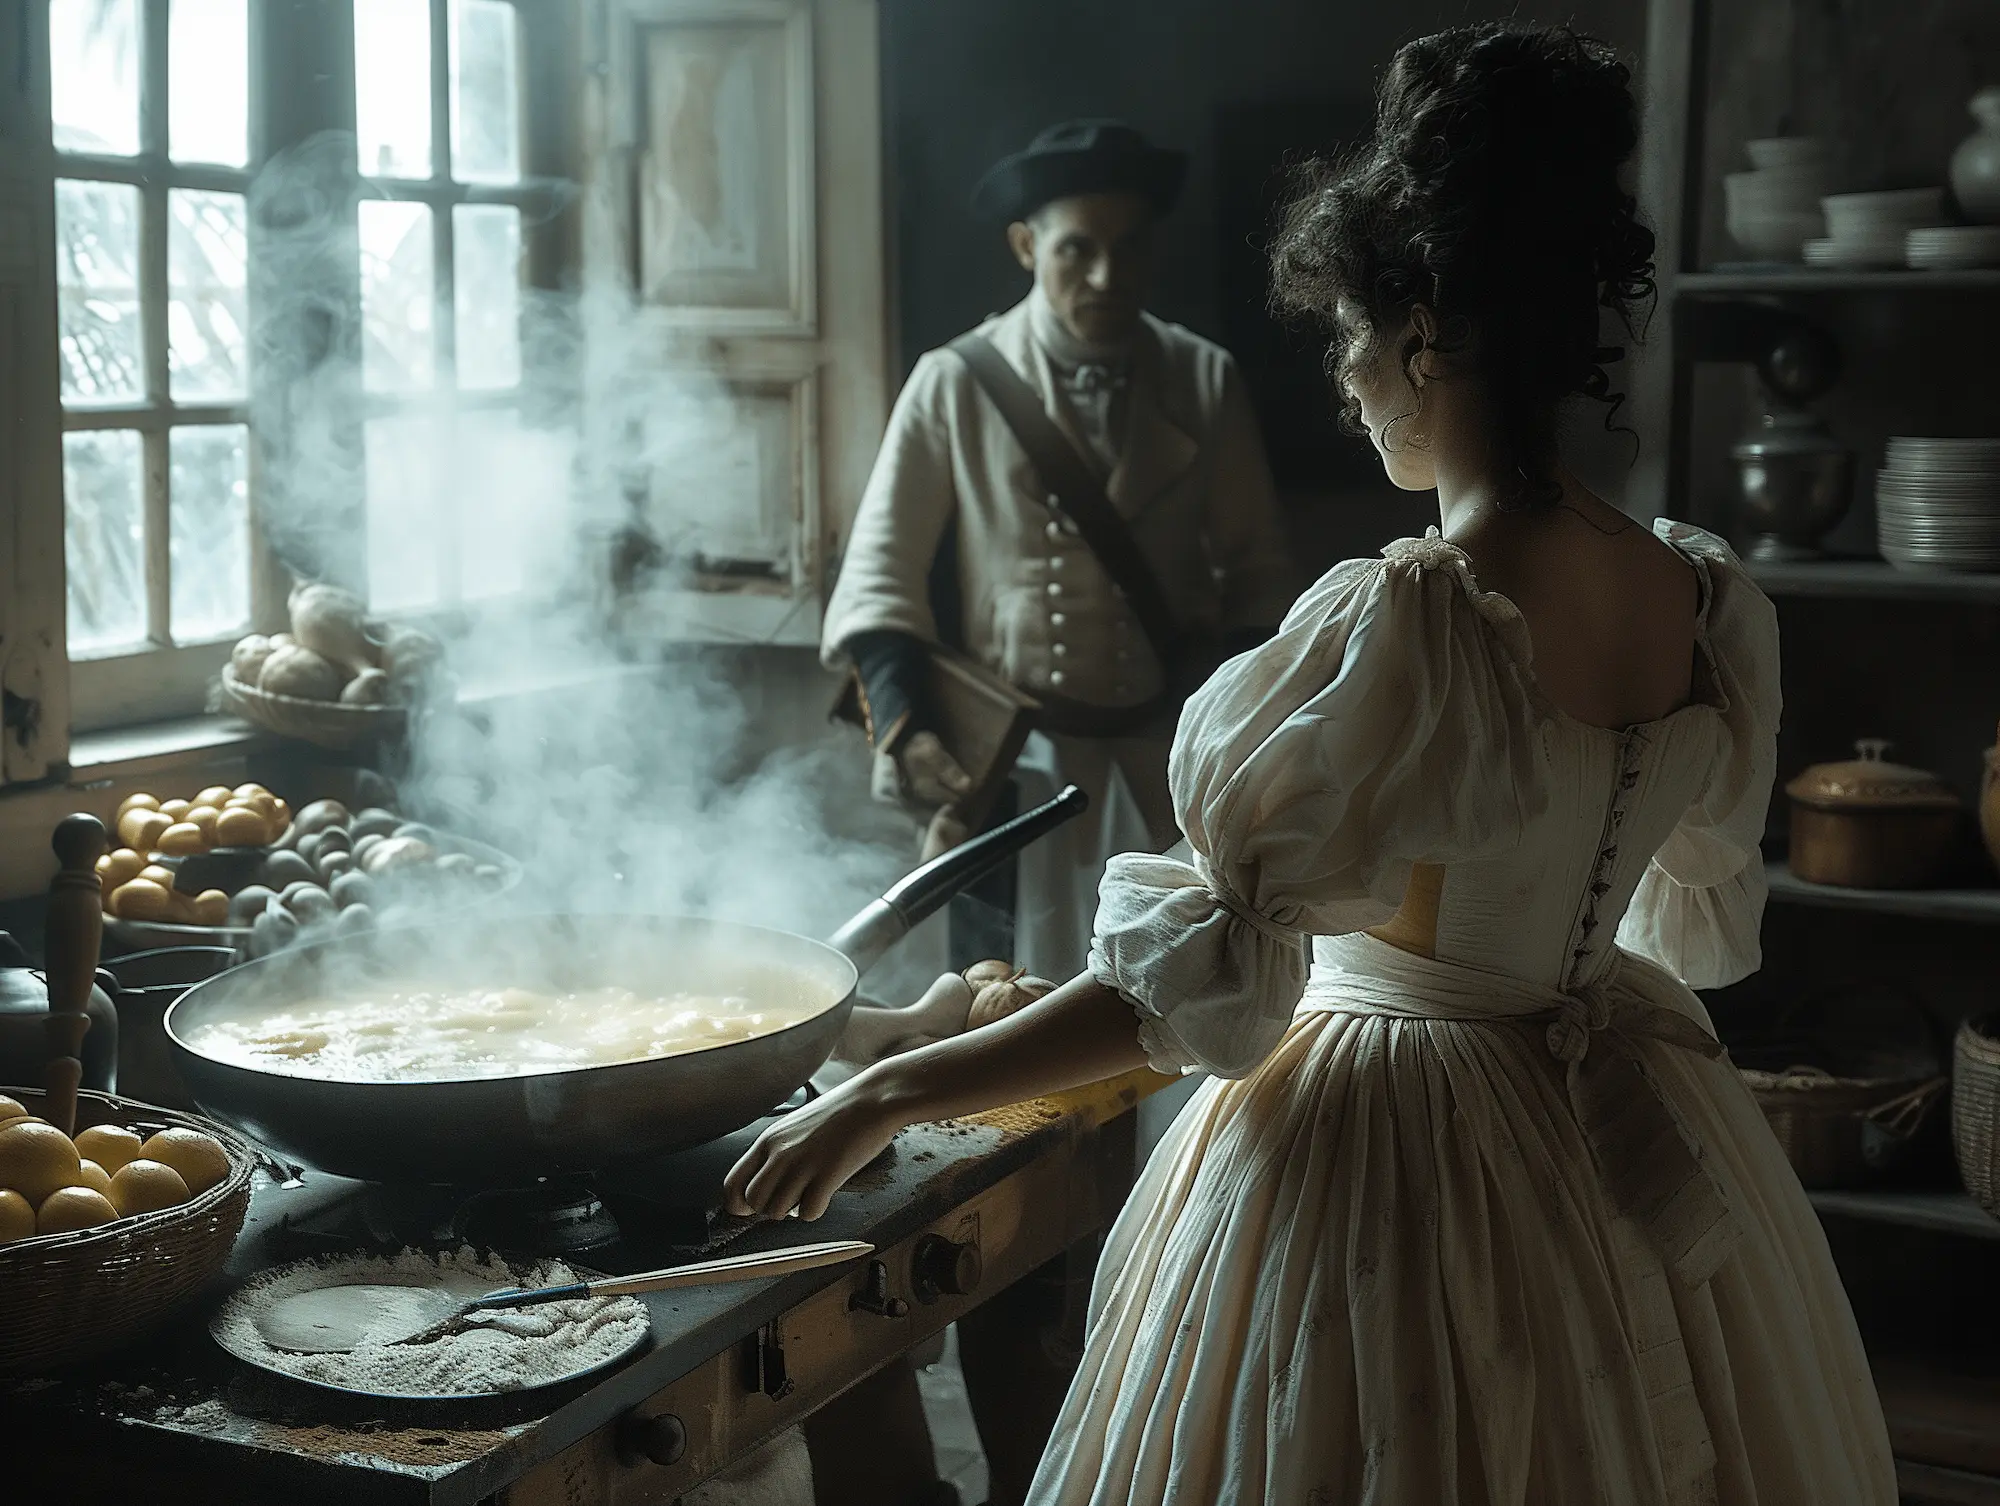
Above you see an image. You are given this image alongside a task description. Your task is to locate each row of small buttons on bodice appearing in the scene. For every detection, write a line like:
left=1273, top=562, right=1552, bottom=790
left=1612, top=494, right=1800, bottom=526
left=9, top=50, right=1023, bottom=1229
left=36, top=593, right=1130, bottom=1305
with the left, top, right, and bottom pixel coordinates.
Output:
left=1568, top=732, right=1647, bottom=982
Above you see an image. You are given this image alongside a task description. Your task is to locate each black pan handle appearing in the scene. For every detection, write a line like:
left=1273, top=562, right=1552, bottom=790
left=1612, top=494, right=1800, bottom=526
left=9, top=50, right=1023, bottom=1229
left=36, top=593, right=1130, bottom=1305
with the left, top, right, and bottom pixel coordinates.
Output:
left=827, top=784, right=1089, bottom=976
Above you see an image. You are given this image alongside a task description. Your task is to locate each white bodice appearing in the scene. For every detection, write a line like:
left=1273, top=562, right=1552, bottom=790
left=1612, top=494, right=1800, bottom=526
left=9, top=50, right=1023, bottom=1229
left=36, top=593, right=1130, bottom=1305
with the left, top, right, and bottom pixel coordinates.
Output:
left=1090, top=519, right=1781, bottom=1079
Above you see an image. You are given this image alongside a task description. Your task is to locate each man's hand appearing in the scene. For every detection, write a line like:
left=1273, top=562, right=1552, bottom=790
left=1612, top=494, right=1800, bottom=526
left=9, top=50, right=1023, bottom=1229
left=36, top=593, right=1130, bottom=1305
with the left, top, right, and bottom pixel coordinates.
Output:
left=870, top=729, right=972, bottom=809
left=920, top=806, right=969, bottom=862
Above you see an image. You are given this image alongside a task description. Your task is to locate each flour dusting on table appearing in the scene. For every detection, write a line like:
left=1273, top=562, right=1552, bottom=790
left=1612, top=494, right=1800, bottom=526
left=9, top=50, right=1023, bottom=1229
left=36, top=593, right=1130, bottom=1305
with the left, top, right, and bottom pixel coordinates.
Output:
left=212, top=1247, right=649, bottom=1397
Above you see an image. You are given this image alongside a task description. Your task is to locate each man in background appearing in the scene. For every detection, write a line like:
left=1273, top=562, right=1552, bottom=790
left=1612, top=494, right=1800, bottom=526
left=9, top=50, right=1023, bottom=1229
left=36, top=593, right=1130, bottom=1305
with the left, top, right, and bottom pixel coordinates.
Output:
left=823, top=118, right=1291, bottom=985
left=811, top=120, right=1292, bottom=1506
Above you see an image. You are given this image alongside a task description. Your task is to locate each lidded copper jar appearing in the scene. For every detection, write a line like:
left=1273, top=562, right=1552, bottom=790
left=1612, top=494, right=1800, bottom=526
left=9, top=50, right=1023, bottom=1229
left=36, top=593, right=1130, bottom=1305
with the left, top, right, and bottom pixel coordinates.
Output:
left=1785, top=740, right=1961, bottom=889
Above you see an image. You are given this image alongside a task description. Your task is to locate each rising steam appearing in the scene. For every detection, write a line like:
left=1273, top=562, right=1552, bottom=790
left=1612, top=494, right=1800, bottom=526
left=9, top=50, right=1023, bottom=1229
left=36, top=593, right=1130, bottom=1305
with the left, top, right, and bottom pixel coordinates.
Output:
left=247, top=131, right=945, bottom=992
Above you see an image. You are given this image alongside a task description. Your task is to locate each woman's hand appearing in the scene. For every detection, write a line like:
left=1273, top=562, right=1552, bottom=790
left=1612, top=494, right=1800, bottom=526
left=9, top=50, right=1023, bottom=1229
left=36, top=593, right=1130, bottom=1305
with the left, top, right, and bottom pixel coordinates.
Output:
left=723, top=974, right=1153, bottom=1225
left=723, top=1077, right=906, bottom=1222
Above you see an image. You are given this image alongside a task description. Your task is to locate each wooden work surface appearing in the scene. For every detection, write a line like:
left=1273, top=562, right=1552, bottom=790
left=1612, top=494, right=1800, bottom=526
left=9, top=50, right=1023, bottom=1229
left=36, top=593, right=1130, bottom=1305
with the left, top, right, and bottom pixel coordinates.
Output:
left=9, top=1068, right=1178, bottom=1505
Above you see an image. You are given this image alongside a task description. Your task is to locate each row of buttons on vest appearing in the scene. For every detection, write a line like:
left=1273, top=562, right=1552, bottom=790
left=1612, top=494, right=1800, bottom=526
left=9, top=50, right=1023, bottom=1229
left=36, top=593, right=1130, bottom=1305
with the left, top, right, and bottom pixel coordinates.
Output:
left=1042, top=504, right=1136, bottom=696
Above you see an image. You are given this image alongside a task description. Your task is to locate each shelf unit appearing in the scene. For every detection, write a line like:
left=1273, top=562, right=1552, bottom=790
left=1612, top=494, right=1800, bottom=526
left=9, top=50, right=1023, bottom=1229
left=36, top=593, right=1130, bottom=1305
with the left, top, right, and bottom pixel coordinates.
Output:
left=1807, top=1189, right=2000, bottom=1243
left=1766, top=863, right=2000, bottom=925
left=1678, top=269, right=2000, bottom=296
left=1748, top=559, right=2000, bottom=604
left=1636, top=3, right=2000, bottom=1475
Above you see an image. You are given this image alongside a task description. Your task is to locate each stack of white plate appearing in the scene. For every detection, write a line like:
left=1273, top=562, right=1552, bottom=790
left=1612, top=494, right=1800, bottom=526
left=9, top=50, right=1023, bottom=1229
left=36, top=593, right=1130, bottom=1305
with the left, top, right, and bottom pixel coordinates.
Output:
left=1876, top=437, right=2000, bottom=571
left=1807, top=189, right=1949, bottom=269
left=1905, top=225, right=2000, bottom=270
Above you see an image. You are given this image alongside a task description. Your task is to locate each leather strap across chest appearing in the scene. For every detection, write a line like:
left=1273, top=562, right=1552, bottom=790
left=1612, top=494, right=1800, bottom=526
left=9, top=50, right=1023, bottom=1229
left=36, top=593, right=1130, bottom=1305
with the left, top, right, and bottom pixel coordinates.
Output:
left=948, top=332, right=1187, bottom=674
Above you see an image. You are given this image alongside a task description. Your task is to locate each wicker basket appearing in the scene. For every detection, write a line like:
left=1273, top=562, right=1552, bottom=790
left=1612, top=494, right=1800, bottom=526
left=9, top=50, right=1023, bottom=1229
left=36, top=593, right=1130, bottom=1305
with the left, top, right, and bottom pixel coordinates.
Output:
left=215, top=664, right=408, bottom=751
left=0, top=1088, right=256, bottom=1374
left=1952, top=1013, right=2000, bottom=1220
left=1732, top=987, right=1948, bottom=1188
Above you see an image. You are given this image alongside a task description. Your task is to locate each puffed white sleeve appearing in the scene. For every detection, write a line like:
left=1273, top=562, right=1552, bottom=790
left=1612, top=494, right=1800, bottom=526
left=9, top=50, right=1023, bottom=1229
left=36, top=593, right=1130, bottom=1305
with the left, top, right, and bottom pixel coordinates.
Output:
left=1088, top=539, right=1552, bottom=1079
left=1615, top=528, right=1782, bottom=990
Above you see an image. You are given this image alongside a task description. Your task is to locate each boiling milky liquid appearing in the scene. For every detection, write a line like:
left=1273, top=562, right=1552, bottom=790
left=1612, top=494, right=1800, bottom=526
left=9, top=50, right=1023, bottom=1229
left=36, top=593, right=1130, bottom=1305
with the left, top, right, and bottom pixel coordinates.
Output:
left=186, top=974, right=831, bottom=1082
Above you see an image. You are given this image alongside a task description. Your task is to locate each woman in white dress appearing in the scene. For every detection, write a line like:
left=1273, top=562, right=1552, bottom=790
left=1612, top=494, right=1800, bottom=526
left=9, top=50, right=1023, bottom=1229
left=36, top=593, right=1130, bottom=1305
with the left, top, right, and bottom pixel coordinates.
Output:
left=726, top=23, right=1897, bottom=1505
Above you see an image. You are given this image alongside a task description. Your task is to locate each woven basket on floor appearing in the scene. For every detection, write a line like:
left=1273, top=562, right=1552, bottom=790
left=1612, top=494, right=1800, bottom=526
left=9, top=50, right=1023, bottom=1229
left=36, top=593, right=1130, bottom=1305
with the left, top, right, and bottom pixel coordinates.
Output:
left=215, top=664, right=408, bottom=751
left=1952, top=1014, right=2000, bottom=1220
left=1731, top=987, right=1947, bottom=1189
left=0, top=1088, right=255, bottom=1374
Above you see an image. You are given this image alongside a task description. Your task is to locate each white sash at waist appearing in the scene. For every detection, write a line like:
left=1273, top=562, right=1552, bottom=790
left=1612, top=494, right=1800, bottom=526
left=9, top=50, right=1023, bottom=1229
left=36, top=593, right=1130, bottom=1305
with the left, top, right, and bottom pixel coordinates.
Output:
left=1301, top=934, right=1739, bottom=1499
left=1302, top=933, right=1742, bottom=1293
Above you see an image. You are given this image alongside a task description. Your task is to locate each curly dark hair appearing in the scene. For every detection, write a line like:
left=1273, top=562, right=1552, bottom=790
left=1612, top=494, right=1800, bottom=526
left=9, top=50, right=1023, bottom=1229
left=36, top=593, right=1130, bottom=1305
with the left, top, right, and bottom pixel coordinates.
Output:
left=1270, top=23, right=1656, bottom=509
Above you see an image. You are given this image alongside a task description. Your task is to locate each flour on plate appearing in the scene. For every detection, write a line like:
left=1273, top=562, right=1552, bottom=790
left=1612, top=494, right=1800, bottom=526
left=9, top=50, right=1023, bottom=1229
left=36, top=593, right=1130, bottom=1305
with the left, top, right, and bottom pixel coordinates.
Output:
left=211, top=1247, right=649, bottom=1396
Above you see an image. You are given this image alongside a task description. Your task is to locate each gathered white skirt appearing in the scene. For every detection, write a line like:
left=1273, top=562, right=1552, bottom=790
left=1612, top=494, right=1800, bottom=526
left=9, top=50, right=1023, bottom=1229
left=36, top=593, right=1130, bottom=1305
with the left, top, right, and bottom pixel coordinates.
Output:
left=1027, top=937, right=1897, bottom=1506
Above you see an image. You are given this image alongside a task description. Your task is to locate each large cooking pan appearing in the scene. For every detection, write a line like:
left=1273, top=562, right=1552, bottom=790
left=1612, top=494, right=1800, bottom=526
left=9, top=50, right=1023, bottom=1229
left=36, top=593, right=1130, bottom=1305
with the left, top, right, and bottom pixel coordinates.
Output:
left=164, top=786, right=1085, bottom=1184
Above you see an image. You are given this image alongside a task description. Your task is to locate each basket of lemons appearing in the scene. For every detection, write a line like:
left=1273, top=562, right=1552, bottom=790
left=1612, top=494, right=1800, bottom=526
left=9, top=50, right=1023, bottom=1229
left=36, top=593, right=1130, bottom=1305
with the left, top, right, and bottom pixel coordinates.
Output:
left=0, top=1087, right=254, bottom=1373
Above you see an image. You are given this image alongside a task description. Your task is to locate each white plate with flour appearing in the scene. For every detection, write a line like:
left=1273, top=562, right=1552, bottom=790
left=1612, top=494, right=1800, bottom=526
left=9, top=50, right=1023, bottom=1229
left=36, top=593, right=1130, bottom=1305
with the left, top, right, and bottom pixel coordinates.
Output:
left=209, top=1246, right=652, bottom=1401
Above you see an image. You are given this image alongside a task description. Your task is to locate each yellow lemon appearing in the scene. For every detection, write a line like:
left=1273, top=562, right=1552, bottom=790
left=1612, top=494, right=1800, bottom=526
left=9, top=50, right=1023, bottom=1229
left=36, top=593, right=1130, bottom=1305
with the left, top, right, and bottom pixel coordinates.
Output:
left=109, top=1158, right=190, bottom=1216
left=138, top=1128, right=228, bottom=1195
left=37, top=1185, right=118, bottom=1234
left=75, top=1158, right=114, bottom=1198
left=0, top=1094, right=29, bottom=1125
left=0, top=1119, right=82, bottom=1206
left=73, top=1123, right=144, bottom=1174
left=0, top=1188, right=33, bottom=1242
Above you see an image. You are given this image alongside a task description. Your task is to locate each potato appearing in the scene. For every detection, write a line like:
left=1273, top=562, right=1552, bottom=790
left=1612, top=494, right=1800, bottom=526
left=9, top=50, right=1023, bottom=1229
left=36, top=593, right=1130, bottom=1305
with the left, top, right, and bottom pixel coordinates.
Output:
left=159, top=798, right=192, bottom=822
left=227, top=884, right=276, bottom=928
left=118, top=809, right=173, bottom=853
left=155, top=821, right=207, bottom=856
left=288, top=582, right=376, bottom=678
left=230, top=634, right=275, bottom=685
left=360, top=835, right=435, bottom=875
left=333, top=903, right=375, bottom=938
left=96, top=848, right=144, bottom=891
left=261, top=850, right=315, bottom=889
left=286, top=885, right=336, bottom=927
left=191, top=890, right=229, bottom=927
left=961, top=959, right=1016, bottom=990
left=340, top=667, right=392, bottom=706
left=231, top=790, right=279, bottom=820
left=249, top=903, right=299, bottom=958
left=259, top=644, right=343, bottom=701
left=194, top=785, right=234, bottom=809
left=187, top=805, right=222, bottom=843
left=110, top=878, right=175, bottom=921
left=117, top=792, right=161, bottom=820
left=968, top=974, right=1054, bottom=1030
left=213, top=805, right=269, bottom=848
left=292, top=799, right=351, bottom=837
left=351, top=808, right=401, bottom=841
left=139, top=864, right=177, bottom=888
left=329, top=870, right=375, bottom=910
left=317, top=849, right=354, bottom=883
left=351, top=833, right=384, bottom=868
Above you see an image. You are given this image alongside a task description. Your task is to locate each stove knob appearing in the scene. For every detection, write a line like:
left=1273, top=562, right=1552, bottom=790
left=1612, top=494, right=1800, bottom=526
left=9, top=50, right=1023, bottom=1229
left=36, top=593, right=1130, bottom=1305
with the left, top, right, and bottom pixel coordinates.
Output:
left=615, top=1410, right=687, bottom=1468
left=911, top=1233, right=982, bottom=1302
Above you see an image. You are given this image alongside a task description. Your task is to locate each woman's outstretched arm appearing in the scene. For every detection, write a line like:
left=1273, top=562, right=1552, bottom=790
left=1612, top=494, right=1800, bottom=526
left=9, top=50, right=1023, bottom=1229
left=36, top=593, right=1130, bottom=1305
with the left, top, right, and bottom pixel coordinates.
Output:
left=722, top=972, right=1151, bottom=1221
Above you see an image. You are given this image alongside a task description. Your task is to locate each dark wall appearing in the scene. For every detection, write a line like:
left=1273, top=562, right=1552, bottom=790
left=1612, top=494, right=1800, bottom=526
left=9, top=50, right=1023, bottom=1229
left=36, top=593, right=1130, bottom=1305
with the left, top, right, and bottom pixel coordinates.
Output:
left=878, top=0, right=1650, bottom=564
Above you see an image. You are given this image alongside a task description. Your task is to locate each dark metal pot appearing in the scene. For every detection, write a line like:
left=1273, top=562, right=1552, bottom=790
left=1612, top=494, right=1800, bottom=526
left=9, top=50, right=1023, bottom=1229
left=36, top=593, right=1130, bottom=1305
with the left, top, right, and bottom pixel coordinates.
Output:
left=164, top=786, right=1085, bottom=1184
left=98, top=946, right=237, bottom=1109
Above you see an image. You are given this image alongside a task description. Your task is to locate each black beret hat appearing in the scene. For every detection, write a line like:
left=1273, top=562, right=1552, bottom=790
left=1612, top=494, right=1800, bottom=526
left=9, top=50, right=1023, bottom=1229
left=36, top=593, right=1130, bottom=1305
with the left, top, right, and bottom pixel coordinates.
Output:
left=971, top=119, right=1188, bottom=222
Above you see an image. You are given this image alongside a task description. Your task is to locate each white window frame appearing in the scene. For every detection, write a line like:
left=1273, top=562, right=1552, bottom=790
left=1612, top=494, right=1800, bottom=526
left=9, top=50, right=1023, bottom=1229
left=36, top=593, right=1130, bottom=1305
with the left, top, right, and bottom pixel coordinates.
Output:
left=354, top=0, right=554, bottom=615
left=56, top=0, right=282, bottom=734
